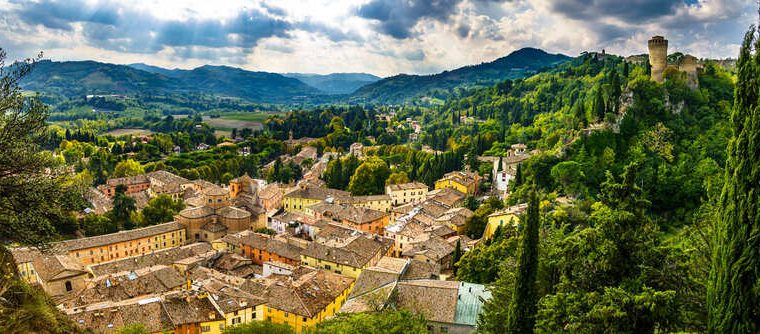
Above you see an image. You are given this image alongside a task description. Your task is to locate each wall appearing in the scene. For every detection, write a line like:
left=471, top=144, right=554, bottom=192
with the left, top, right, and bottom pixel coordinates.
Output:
left=283, top=197, right=321, bottom=213
left=69, top=229, right=185, bottom=265
left=300, top=255, right=362, bottom=278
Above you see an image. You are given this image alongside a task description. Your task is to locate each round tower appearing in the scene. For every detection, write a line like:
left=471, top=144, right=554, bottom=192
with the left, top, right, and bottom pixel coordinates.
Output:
left=648, top=36, right=668, bottom=83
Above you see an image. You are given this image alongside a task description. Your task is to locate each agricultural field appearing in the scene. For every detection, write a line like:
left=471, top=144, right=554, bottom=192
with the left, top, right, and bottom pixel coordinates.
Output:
left=103, top=128, right=153, bottom=136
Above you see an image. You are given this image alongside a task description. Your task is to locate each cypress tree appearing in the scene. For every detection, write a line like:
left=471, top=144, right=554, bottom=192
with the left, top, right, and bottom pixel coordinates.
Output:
left=505, top=189, right=540, bottom=334
left=708, top=25, right=760, bottom=333
left=514, top=163, right=523, bottom=187
left=451, top=239, right=462, bottom=275
left=593, top=87, right=606, bottom=121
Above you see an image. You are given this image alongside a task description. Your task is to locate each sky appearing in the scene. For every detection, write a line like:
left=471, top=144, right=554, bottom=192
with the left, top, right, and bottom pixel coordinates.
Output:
left=0, top=0, right=755, bottom=77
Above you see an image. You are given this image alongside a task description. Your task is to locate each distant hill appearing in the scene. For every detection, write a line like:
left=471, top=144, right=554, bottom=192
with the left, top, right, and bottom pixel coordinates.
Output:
left=282, top=73, right=381, bottom=94
left=19, top=48, right=569, bottom=105
left=127, top=63, right=182, bottom=77
left=350, top=47, right=571, bottom=104
left=21, top=60, right=322, bottom=104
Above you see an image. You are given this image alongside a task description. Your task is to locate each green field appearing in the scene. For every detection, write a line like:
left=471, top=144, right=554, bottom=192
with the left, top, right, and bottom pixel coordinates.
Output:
left=201, top=111, right=285, bottom=136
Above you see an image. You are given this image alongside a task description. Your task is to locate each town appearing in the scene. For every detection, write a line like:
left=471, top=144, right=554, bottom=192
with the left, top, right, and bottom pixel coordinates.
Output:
left=1, top=0, right=756, bottom=330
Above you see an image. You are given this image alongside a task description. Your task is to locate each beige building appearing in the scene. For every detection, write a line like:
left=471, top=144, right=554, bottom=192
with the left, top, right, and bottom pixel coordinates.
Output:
left=351, top=194, right=393, bottom=213
left=386, top=182, right=428, bottom=206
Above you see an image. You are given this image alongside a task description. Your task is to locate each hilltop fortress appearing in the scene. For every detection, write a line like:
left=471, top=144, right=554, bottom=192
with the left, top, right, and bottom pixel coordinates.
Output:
left=646, top=35, right=700, bottom=88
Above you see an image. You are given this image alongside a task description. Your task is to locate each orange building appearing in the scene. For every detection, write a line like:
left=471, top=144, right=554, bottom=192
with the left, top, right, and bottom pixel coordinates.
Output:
left=97, top=175, right=151, bottom=197
left=232, top=232, right=304, bottom=266
left=61, top=222, right=186, bottom=266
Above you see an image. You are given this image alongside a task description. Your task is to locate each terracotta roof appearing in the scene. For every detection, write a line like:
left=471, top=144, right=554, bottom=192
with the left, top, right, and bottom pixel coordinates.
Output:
left=65, top=265, right=185, bottom=308
left=258, top=183, right=282, bottom=200
left=237, top=233, right=304, bottom=261
left=307, top=202, right=387, bottom=224
left=427, top=188, right=466, bottom=208
left=386, top=182, right=428, bottom=192
left=302, top=235, right=392, bottom=268
left=401, top=236, right=454, bottom=262
left=217, top=206, right=252, bottom=219
left=33, top=254, right=87, bottom=282
left=146, top=170, right=188, bottom=185
left=349, top=268, right=399, bottom=299
left=163, top=292, right=225, bottom=326
left=396, top=280, right=460, bottom=323
left=59, top=222, right=184, bottom=252
left=106, top=175, right=149, bottom=187
left=202, top=279, right=265, bottom=314
left=272, top=211, right=317, bottom=226
left=69, top=299, right=173, bottom=333
left=240, top=267, right=354, bottom=318
left=401, top=259, right=441, bottom=280
left=90, top=243, right=212, bottom=277
left=202, top=186, right=228, bottom=197
left=284, top=185, right=350, bottom=201
left=178, top=206, right=215, bottom=219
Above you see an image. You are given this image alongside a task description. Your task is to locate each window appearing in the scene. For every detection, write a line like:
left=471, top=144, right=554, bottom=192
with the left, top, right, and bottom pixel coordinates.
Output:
left=441, top=326, right=449, bottom=333
left=201, top=325, right=210, bottom=332
left=65, top=281, right=73, bottom=292
left=285, top=312, right=289, bottom=318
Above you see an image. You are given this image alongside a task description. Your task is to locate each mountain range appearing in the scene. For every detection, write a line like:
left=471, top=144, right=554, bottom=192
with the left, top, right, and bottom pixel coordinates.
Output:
left=350, top=48, right=571, bottom=104
left=19, top=47, right=571, bottom=105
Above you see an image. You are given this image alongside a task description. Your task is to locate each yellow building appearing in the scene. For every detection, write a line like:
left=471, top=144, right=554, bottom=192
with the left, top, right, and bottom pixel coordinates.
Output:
left=283, top=185, right=351, bottom=213
left=351, top=194, right=393, bottom=213
left=484, top=204, right=527, bottom=240
left=61, top=221, right=186, bottom=265
left=245, top=267, right=355, bottom=333
left=163, top=292, right=227, bottom=334
left=385, top=182, right=428, bottom=206
left=301, top=234, right=393, bottom=278
left=204, top=282, right=266, bottom=328
left=434, top=171, right=480, bottom=195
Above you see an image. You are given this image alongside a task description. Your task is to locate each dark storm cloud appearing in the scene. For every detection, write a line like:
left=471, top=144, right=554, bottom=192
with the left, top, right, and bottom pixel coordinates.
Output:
left=356, top=0, right=513, bottom=39
left=12, top=0, right=120, bottom=30
left=548, top=0, right=683, bottom=23
left=357, top=0, right=462, bottom=38
left=6, top=0, right=292, bottom=57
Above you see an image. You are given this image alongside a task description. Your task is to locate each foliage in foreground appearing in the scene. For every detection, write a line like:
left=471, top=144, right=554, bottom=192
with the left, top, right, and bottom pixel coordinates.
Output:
left=707, top=25, right=760, bottom=333
left=310, top=310, right=428, bottom=334
left=223, top=321, right=296, bottom=334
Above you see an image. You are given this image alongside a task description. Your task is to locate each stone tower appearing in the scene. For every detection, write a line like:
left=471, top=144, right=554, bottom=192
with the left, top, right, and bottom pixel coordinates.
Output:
left=648, top=36, right=668, bottom=83
left=679, top=54, right=699, bottom=89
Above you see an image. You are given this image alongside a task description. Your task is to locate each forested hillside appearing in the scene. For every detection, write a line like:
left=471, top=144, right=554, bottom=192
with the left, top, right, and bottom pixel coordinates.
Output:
left=439, top=50, right=736, bottom=332
left=350, top=48, right=571, bottom=104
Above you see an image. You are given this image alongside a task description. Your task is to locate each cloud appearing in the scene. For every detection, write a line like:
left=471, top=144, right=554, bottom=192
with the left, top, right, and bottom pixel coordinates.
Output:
left=548, top=0, right=682, bottom=23
left=357, top=0, right=462, bottom=39
left=0, top=0, right=753, bottom=76
left=8, top=0, right=292, bottom=54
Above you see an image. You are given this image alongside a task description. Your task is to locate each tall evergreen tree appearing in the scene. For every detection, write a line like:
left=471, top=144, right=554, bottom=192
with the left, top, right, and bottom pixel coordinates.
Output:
left=452, top=239, right=462, bottom=275
left=593, top=87, right=606, bottom=121
left=708, top=25, right=760, bottom=333
left=514, top=163, right=523, bottom=187
left=506, top=189, right=540, bottom=333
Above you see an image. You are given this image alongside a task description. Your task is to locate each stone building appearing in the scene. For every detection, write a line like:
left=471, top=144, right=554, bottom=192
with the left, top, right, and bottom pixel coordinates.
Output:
left=176, top=186, right=253, bottom=242
left=647, top=35, right=700, bottom=88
